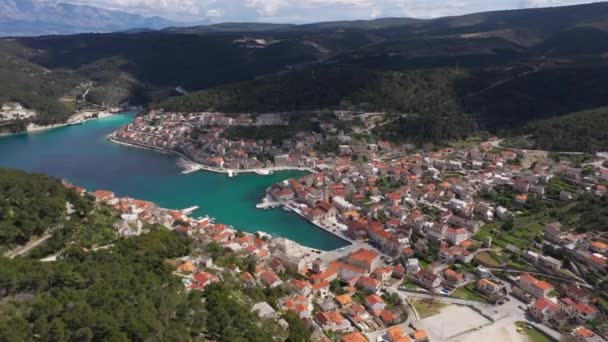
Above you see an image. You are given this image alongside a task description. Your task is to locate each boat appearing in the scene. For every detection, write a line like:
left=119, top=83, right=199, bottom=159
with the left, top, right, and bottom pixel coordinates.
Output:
left=68, top=120, right=84, bottom=126
left=282, top=206, right=292, bottom=212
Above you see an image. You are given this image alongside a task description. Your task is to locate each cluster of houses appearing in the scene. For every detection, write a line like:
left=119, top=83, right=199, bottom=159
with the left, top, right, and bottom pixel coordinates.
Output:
left=112, top=111, right=336, bottom=171
left=541, top=221, right=608, bottom=275
left=510, top=272, right=601, bottom=331
left=174, top=224, right=426, bottom=342
left=64, top=183, right=196, bottom=237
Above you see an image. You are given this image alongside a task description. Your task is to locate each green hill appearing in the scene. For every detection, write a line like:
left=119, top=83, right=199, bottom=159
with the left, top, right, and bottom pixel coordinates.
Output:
left=518, top=107, right=608, bottom=152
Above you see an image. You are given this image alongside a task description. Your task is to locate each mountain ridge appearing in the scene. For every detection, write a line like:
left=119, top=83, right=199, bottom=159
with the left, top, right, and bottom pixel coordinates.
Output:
left=0, top=0, right=181, bottom=36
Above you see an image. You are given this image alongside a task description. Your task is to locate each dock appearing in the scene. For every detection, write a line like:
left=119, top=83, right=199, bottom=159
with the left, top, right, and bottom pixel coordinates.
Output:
left=181, top=206, right=199, bottom=215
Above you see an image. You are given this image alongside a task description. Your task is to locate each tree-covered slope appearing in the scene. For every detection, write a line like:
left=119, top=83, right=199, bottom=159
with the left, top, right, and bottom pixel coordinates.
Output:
left=0, top=169, right=90, bottom=248
left=519, top=107, right=608, bottom=152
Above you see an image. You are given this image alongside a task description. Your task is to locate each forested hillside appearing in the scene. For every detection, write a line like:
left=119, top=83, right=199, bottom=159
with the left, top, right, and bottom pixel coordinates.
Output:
left=2, top=2, right=608, bottom=142
left=0, top=169, right=93, bottom=250
left=0, top=169, right=290, bottom=341
left=516, top=107, right=608, bottom=152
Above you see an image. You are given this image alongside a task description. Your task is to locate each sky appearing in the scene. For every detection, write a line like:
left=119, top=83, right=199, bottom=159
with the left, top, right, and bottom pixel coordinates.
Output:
left=59, top=0, right=600, bottom=23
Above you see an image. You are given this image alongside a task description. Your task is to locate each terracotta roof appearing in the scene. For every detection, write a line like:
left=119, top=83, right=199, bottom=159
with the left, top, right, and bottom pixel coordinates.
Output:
left=387, top=326, right=411, bottom=342
left=379, top=310, right=396, bottom=323
left=357, top=276, right=381, bottom=289
left=532, top=297, right=558, bottom=312
left=413, top=330, right=428, bottom=341
left=341, top=332, right=368, bottom=342
left=312, top=280, right=330, bottom=291
left=573, top=326, right=595, bottom=337
left=335, top=294, right=353, bottom=306
left=478, top=278, right=498, bottom=287
left=366, top=294, right=384, bottom=305
left=534, top=280, right=553, bottom=291
left=349, top=248, right=380, bottom=264
left=316, top=310, right=345, bottom=325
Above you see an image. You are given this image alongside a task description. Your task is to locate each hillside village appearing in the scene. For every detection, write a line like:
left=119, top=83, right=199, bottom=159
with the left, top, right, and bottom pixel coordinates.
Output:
left=105, top=110, right=608, bottom=341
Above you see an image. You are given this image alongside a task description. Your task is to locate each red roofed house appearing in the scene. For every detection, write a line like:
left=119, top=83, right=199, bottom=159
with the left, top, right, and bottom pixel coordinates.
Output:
left=412, top=330, right=429, bottom=342
left=380, top=310, right=397, bottom=325
left=312, top=280, right=331, bottom=298
left=191, top=271, right=219, bottom=290
left=288, top=279, right=312, bottom=297
left=278, top=295, right=313, bottom=319
left=365, top=294, right=385, bottom=311
left=518, top=273, right=553, bottom=298
left=341, top=331, right=368, bottom=342
left=571, top=326, right=603, bottom=342
left=590, top=241, right=608, bottom=254
left=446, top=228, right=470, bottom=245
left=357, top=276, right=382, bottom=294
left=260, top=270, right=283, bottom=288
left=387, top=326, right=411, bottom=342
left=442, top=269, right=464, bottom=288
left=476, top=278, right=502, bottom=296
left=315, top=310, right=352, bottom=332
left=347, top=248, right=380, bottom=272
left=529, top=297, right=559, bottom=323
left=411, top=269, right=441, bottom=290
left=373, top=266, right=393, bottom=283
left=93, top=190, right=118, bottom=204
left=563, top=284, right=592, bottom=304
left=574, top=302, right=599, bottom=322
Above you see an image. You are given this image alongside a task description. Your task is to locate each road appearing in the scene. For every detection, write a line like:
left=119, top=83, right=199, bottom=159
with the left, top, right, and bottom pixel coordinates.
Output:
left=6, top=233, right=52, bottom=259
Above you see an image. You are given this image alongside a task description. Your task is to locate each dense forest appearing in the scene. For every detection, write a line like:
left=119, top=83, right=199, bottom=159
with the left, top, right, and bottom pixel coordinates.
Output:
left=0, top=229, right=203, bottom=341
left=515, top=107, right=608, bottom=152
left=0, top=169, right=89, bottom=248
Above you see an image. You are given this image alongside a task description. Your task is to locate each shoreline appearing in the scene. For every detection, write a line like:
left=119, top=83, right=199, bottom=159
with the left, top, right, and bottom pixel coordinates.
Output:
left=108, top=134, right=315, bottom=176
left=284, top=201, right=354, bottom=245
left=257, top=195, right=353, bottom=247
left=0, top=109, right=136, bottom=137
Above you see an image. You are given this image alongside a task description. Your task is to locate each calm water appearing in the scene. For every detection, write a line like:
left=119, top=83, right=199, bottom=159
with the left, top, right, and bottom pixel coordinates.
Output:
left=0, top=113, right=348, bottom=250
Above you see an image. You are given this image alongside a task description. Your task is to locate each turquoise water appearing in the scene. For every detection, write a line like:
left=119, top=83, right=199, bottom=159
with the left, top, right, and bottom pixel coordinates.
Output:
left=0, top=113, right=348, bottom=250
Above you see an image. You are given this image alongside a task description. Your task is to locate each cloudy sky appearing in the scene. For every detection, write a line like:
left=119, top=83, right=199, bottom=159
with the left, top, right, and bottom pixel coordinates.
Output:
left=60, top=0, right=599, bottom=23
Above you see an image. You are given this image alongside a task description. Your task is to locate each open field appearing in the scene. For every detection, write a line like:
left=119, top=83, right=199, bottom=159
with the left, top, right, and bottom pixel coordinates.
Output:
left=412, top=299, right=448, bottom=319
left=415, top=305, right=491, bottom=341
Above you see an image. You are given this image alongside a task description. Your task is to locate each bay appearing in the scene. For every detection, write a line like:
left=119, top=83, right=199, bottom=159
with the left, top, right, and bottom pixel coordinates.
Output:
left=0, top=112, right=348, bottom=250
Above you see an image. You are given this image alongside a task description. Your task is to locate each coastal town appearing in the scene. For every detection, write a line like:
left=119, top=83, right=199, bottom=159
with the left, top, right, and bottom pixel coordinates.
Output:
left=103, top=109, right=608, bottom=341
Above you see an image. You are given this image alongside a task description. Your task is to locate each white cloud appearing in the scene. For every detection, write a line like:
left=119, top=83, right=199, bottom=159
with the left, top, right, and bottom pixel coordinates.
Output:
left=57, top=0, right=602, bottom=23
left=205, top=8, right=224, bottom=17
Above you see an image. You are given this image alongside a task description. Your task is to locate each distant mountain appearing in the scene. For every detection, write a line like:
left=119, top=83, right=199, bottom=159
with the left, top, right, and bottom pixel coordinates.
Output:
left=164, top=18, right=424, bottom=34
left=163, top=23, right=295, bottom=34
left=0, top=0, right=182, bottom=36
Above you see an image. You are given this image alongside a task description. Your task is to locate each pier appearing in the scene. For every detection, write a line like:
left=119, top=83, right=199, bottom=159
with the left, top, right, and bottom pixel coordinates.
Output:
left=181, top=206, right=199, bottom=215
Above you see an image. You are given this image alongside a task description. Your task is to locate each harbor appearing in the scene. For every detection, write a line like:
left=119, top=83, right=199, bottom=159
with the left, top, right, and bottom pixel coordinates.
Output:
left=0, top=113, right=349, bottom=251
